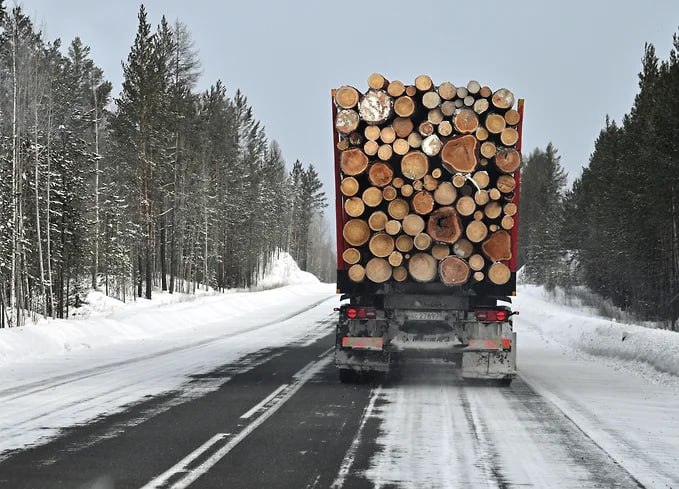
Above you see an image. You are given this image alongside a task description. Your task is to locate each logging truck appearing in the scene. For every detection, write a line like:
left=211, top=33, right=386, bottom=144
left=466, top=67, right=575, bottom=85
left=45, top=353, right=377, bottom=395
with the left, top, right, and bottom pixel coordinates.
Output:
left=332, top=74, right=522, bottom=384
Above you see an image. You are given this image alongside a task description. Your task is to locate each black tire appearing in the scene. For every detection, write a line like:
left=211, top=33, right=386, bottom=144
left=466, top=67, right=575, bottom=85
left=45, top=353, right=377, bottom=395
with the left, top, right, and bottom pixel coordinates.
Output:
left=339, top=368, right=357, bottom=384
left=497, top=377, right=513, bottom=387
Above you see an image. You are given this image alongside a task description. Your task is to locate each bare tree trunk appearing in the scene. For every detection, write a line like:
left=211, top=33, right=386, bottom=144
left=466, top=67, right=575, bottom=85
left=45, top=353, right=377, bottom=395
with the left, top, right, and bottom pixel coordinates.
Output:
left=34, top=74, right=47, bottom=318
left=91, top=73, right=101, bottom=290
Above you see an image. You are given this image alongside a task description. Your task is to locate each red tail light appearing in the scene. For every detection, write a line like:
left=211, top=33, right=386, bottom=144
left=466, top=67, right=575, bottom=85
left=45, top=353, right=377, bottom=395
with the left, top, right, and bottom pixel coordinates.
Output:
left=345, top=306, right=376, bottom=320
left=475, top=309, right=511, bottom=322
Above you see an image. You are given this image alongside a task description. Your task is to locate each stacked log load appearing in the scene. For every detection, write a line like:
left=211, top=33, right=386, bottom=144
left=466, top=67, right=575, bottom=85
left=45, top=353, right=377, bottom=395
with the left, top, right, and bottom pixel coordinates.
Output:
left=334, top=74, right=521, bottom=287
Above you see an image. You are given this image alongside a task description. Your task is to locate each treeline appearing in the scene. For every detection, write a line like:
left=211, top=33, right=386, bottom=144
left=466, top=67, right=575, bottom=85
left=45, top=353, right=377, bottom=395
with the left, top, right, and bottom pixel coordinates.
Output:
left=520, top=32, right=679, bottom=329
left=0, top=3, right=332, bottom=328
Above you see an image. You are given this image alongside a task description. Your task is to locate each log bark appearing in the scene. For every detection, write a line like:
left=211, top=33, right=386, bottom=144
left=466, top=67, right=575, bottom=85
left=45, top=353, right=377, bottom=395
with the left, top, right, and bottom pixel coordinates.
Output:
left=368, top=73, right=389, bottom=90
left=488, top=262, right=511, bottom=285
left=340, top=176, right=359, bottom=196
left=427, top=206, right=463, bottom=244
left=434, top=182, right=457, bottom=205
left=389, top=250, right=404, bottom=267
left=393, top=117, right=414, bottom=138
left=422, top=91, right=441, bottom=109
left=362, top=187, right=383, bottom=207
left=481, top=230, right=511, bottom=261
left=403, top=213, right=425, bottom=236
left=432, top=244, right=450, bottom=260
left=415, top=74, right=434, bottom=92
left=414, top=232, right=432, bottom=250
left=408, top=253, right=438, bottom=282
left=343, top=219, right=371, bottom=246
left=438, top=120, right=453, bottom=137
left=344, top=197, right=365, bottom=217
left=439, top=256, right=471, bottom=286
left=480, top=141, right=497, bottom=159
left=407, top=132, right=422, bottom=148
left=501, top=216, right=515, bottom=230
left=395, top=234, right=414, bottom=252
left=380, top=126, right=396, bottom=144
left=394, top=96, right=415, bottom=117
left=500, top=127, right=519, bottom=147
left=393, top=138, right=410, bottom=155
left=364, top=140, right=379, bottom=156
left=393, top=266, right=408, bottom=282
left=497, top=175, right=516, bottom=193
left=453, top=238, right=474, bottom=258
left=495, top=148, right=521, bottom=173
left=335, top=86, right=360, bottom=109
left=369, top=233, right=395, bottom=258
left=484, top=201, right=502, bottom=219
left=382, top=185, right=397, bottom=201
left=504, top=109, right=521, bottom=126
left=365, top=257, right=392, bottom=283
left=349, top=132, right=363, bottom=146
left=491, top=88, right=515, bottom=110
left=385, top=219, right=402, bottom=235
left=377, top=144, right=393, bottom=161
left=438, top=82, right=457, bottom=100
left=485, top=113, right=506, bottom=134
left=453, top=109, right=479, bottom=134
left=388, top=199, right=410, bottom=220
left=348, top=264, right=366, bottom=283
left=422, top=135, right=443, bottom=157
left=368, top=162, right=394, bottom=187
left=365, top=125, right=381, bottom=141
left=466, top=220, right=488, bottom=243
left=336, top=109, right=360, bottom=134
left=441, top=135, right=478, bottom=174
left=401, top=151, right=429, bottom=180
left=359, top=89, right=393, bottom=124
left=456, top=195, right=476, bottom=216
left=412, top=191, right=435, bottom=215
left=343, top=248, right=361, bottom=265
left=387, top=80, right=406, bottom=97
left=368, top=210, right=389, bottom=231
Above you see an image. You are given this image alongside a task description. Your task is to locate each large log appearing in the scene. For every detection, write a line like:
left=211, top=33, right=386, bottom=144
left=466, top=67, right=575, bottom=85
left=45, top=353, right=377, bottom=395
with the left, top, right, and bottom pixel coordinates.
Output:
left=492, top=88, right=515, bottom=110
left=340, top=148, right=369, bottom=175
left=359, top=89, right=393, bottom=124
left=344, top=197, right=365, bottom=217
left=403, top=213, right=425, bottom=236
left=434, top=182, right=457, bottom=205
left=485, top=113, right=506, bottom=134
left=365, top=257, right=392, bottom=283
left=453, top=238, right=474, bottom=258
left=362, top=187, right=383, bottom=207
left=388, top=199, right=410, bottom=220
left=368, top=162, right=394, bottom=187
left=438, top=82, right=457, bottom=100
left=348, top=264, right=366, bottom=283
left=505, top=109, right=521, bottom=126
left=422, top=91, right=441, bottom=109
left=427, top=206, right=463, bottom=244
left=369, top=233, right=395, bottom=258
left=500, top=127, right=519, bottom=146
left=408, top=253, right=438, bottom=282
left=466, top=220, right=488, bottom=243
left=342, top=248, right=361, bottom=265
left=432, top=244, right=450, bottom=260
left=387, top=80, right=406, bottom=97
left=488, top=262, right=511, bottom=285
left=368, top=210, right=389, bottom=231
left=415, top=74, right=434, bottom=92
left=340, top=176, right=359, bottom=196
left=456, top=195, right=476, bottom=216
left=412, top=191, right=435, bottom=215
left=395, top=234, right=414, bottom=252
left=453, top=109, right=480, bottom=134
left=368, top=73, right=389, bottom=90
left=495, top=148, right=521, bottom=173
left=401, top=151, right=429, bottom=180
left=414, top=232, right=432, bottom=250
left=441, top=135, right=478, bottom=174
left=343, top=219, right=371, bottom=246
left=393, top=117, right=414, bottom=138
left=394, top=96, right=415, bottom=117
left=422, top=135, right=443, bottom=157
left=335, top=86, right=360, bottom=109
left=336, top=109, right=360, bottom=134
left=481, top=230, right=512, bottom=262
left=439, top=256, right=471, bottom=286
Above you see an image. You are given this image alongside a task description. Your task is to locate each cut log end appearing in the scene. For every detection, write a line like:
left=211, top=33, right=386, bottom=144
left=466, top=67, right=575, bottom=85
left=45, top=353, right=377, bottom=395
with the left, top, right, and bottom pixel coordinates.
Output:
left=342, top=248, right=361, bottom=265
left=482, top=230, right=512, bottom=262
left=348, top=264, right=366, bottom=283
left=488, top=262, right=511, bottom=285
left=401, top=151, right=429, bottom=180
left=369, top=233, right=395, bottom=258
left=340, top=176, right=359, bottom=197
left=359, top=89, right=394, bottom=124
left=441, top=135, right=479, bottom=174
left=427, top=206, right=463, bottom=244
left=368, top=162, right=394, bottom=187
left=439, top=256, right=471, bottom=286
left=336, top=109, right=360, bottom=134
left=340, top=148, right=369, bottom=176
left=368, top=210, right=389, bottom=231
left=365, top=258, right=392, bottom=283
left=335, top=86, right=360, bottom=109
left=408, top=253, right=438, bottom=282
left=343, top=219, right=371, bottom=246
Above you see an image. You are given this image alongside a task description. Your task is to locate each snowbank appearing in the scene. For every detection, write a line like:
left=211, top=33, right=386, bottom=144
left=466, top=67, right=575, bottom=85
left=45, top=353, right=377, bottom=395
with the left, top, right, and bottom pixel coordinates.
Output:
left=515, top=284, right=679, bottom=377
left=255, top=251, right=320, bottom=290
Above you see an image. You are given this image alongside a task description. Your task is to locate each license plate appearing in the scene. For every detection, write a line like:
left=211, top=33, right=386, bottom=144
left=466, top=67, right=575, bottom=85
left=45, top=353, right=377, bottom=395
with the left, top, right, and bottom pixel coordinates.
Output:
left=406, top=311, right=444, bottom=321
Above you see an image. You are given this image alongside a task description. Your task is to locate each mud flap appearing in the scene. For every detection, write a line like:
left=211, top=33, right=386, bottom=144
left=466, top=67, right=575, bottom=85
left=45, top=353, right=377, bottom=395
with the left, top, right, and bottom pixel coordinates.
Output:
left=461, top=332, right=516, bottom=380
left=335, top=348, right=391, bottom=373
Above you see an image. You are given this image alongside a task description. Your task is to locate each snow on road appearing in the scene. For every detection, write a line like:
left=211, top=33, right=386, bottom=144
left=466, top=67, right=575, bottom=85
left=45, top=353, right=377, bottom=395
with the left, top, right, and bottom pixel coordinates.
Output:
left=0, top=283, right=338, bottom=458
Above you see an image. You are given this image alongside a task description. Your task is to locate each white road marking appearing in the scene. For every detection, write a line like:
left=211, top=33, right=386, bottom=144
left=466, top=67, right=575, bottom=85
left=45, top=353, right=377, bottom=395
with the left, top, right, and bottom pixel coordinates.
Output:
left=140, top=352, right=332, bottom=489
left=330, top=385, right=382, bottom=489
left=239, top=384, right=289, bottom=420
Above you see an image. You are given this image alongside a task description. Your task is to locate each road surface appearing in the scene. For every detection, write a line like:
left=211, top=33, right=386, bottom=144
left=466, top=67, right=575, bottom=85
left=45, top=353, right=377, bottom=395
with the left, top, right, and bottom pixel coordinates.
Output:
left=1, top=295, right=678, bottom=489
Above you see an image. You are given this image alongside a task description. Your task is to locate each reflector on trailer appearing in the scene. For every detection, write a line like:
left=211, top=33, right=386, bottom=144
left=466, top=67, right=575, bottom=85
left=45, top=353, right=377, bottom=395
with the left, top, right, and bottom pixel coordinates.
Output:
left=345, top=306, right=376, bottom=320
left=475, top=309, right=511, bottom=322
left=341, top=336, right=384, bottom=351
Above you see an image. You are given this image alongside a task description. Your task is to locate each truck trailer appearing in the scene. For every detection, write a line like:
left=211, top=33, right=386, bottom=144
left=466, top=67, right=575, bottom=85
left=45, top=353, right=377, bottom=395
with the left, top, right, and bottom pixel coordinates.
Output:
left=331, top=75, right=522, bottom=384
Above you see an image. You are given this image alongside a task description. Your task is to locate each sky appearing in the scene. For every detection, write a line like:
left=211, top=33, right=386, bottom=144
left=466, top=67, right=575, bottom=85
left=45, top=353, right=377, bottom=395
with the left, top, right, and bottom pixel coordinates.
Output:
left=20, top=0, right=679, bottom=197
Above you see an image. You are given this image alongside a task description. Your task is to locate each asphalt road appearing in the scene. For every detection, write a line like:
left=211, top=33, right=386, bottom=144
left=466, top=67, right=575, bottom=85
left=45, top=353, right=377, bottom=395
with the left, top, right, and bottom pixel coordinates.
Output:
left=0, top=322, right=656, bottom=489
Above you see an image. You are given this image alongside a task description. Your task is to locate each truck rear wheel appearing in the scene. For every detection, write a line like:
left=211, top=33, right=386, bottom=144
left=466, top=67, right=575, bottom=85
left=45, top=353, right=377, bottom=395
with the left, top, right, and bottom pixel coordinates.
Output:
left=339, top=368, right=358, bottom=384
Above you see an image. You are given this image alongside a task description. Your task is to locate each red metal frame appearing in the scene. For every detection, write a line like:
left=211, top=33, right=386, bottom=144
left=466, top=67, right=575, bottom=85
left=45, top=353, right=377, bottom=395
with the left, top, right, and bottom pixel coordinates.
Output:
left=508, top=99, right=525, bottom=281
left=331, top=90, right=347, bottom=271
